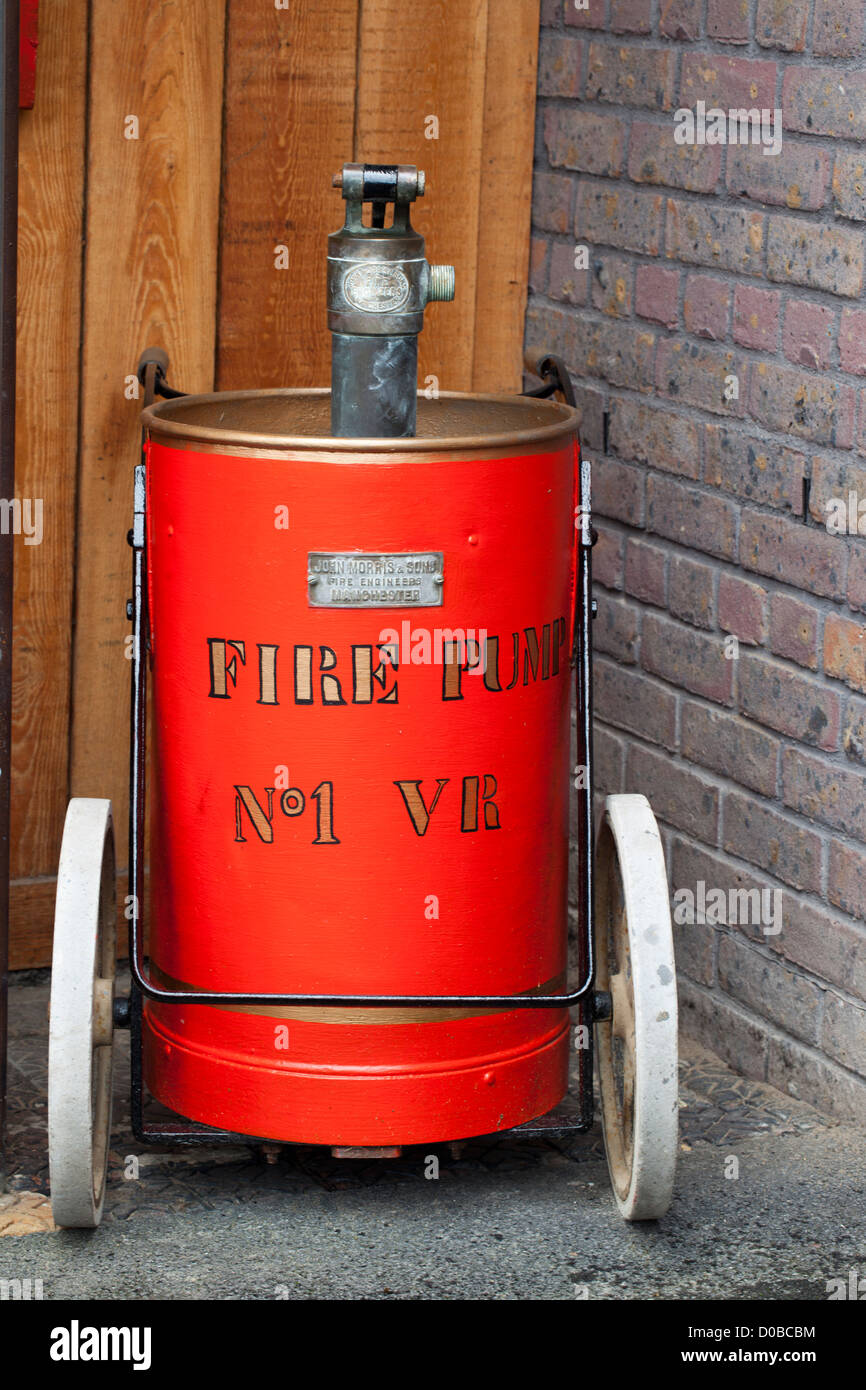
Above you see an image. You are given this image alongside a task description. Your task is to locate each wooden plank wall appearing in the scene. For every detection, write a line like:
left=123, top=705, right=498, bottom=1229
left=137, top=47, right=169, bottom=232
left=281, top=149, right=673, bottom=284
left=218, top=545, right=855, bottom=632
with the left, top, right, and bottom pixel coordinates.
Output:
left=9, top=0, right=540, bottom=967
left=10, top=0, right=88, bottom=966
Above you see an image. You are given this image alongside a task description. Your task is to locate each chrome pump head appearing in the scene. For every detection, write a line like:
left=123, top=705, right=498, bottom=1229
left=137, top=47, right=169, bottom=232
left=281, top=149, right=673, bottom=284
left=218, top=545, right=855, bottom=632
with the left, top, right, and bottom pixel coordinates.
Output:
left=327, top=163, right=454, bottom=438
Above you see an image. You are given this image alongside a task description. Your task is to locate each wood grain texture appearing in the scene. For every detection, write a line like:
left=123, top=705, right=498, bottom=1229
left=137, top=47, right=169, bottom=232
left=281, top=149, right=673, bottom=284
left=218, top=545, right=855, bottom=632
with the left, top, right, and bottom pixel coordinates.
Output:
left=12, top=0, right=542, bottom=967
left=216, top=0, right=359, bottom=391
left=355, top=0, right=489, bottom=393
left=70, top=0, right=226, bottom=851
left=472, top=0, right=541, bottom=392
left=11, top=874, right=135, bottom=968
left=11, top=0, right=87, bottom=882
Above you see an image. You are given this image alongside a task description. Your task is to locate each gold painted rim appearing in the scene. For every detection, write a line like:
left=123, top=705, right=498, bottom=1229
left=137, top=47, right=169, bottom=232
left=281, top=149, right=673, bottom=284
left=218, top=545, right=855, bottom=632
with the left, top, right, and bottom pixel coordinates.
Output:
left=142, top=387, right=579, bottom=455
left=147, top=962, right=567, bottom=1025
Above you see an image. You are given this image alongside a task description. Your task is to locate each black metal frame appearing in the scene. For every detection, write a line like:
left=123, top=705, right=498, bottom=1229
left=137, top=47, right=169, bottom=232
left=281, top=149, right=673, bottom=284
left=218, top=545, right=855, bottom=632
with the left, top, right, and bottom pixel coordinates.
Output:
left=125, top=355, right=599, bottom=1146
left=0, top=0, right=18, bottom=1185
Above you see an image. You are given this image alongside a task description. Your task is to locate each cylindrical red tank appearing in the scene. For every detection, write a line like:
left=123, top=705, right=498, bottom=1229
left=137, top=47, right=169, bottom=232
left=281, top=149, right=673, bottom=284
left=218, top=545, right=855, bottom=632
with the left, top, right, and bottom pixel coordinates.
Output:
left=141, top=389, right=579, bottom=1145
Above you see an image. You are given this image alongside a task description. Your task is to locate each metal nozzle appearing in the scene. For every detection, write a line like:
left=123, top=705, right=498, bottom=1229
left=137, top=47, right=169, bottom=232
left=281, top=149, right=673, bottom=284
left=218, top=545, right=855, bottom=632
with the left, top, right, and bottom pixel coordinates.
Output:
left=428, top=265, right=455, bottom=303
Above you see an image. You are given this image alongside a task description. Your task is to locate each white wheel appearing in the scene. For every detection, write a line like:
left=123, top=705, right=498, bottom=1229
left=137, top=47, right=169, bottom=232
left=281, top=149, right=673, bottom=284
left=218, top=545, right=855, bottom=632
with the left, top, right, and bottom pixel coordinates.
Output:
left=595, top=794, right=678, bottom=1220
left=48, top=799, right=117, bottom=1228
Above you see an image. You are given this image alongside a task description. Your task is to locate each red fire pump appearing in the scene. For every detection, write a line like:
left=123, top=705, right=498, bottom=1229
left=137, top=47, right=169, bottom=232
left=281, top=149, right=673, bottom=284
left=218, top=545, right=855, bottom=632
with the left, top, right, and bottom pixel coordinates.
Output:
left=47, top=164, right=678, bottom=1227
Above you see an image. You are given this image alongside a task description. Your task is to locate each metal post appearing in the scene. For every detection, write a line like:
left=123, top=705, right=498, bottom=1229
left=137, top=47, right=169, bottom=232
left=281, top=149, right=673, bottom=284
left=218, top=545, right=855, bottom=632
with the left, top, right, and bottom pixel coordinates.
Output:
left=0, top=0, right=19, bottom=1185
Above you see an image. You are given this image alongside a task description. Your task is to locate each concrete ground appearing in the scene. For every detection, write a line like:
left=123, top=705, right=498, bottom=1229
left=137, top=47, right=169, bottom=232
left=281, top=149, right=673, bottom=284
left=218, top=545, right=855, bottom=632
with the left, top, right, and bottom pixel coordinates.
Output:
left=3, top=971, right=865, bottom=1301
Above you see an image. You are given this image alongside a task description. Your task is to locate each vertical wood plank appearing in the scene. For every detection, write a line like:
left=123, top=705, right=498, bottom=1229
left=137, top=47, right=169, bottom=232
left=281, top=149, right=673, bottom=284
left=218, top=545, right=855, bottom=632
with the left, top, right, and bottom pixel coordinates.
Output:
left=10, top=0, right=541, bottom=968
left=70, top=0, right=226, bottom=854
left=11, top=0, right=87, bottom=889
left=472, top=0, right=541, bottom=392
left=355, top=0, right=490, bottom=393
left=216, top=0, right=360, bottom=392
left=10, top=872, right=134, bottom=967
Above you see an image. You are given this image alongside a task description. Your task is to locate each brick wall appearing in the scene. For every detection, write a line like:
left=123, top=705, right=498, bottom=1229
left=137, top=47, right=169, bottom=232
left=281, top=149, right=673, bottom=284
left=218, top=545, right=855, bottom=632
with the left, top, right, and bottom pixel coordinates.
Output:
left=529, top=0, right=866, bottom=1123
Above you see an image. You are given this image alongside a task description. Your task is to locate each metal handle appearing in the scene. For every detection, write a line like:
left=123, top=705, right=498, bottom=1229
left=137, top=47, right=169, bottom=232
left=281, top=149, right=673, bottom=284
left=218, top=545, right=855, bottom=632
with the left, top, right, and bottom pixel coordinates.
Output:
left=522, top=350, right=576, bottom=408
left=136, top=345, right=187, bottom=402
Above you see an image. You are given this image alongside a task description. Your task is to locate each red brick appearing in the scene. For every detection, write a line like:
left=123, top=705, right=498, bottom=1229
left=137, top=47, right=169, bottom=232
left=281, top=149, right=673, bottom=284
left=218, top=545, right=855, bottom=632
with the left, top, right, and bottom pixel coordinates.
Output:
left=593, top=455, right=645, bottom=526
left=681, top=981, right=768, bottom=1081
left=740, top=509, right=846, bottom=599
left=782, top=745, right=866, bottom=841
left=768, top=1033, right=866, bottom=1126
left=669, top=554, right=715, bottom=629
left=661, top=340, right=750, bottom=419
left=671, top=909, right=717, bottom=988
left=593, top=657, right=677, bottom=749
left=594, top=594, right=639, bottom=664
left=739, top=653, right=841, bottom=750
left=657, top=340, right=747, bottom=419
left=783, top=66, right=866, bottom=140
left=528, top=238, right=548, bottom=296
left=642, top=612, right=733, bottom=704
left=533, top=171, right=574, bottom=234
left=594, top=725, right=626, bottom=796
left=726, top=142, right=830, bottom=212
left=610, top=0, right=651, bottom=32
left=823, top=993, right=866, bottom=1077
left=718, top=573, right=767, bottom=645
left=681, top=703, right=779, bottom=797
left=723, top=792, right=822, bottom=893
left=577, top=180, right=664, bottom=255
left=586, top=42, right=677, bottom=111
left=680, top=53, right=777, bottom=111
left=756, top=0, right=808, bottom=51
left=525, top=301, right=574, bottom=367
left=704, top=425, right=805, bottom=514
left=707, top=0, right=749, bottom=42
left=565, top=0, right=606, bottom=27
left=624, top=536, right=667, bottom=607
left=548, top=241, right=588, bottom=305
left=672, top=836, right=779, bottom=946
left=849, top=548, right=866, bottom=613
left=593, top=524, right=624, bottom=590
left=635, top=264, right=678, bottom=328
left=628, top=120, right=721, bottom=194
left=647, top=474, right=738, bottom=561
left=666, top=198, right=765, bottom=275
left=683, top=274, right=729, bottom=341
left=626, top=743, right=720, bottom=841
left=832, top=150, right=866, bottom=223
left=660, top=0, right=701, bottom=40
left=525, top=305, right=656, bottom=393
left=843, top=694, right=866, bottom=764
left=840, top=309, right=866, bottom=375
left=719, top=936, right=822, bottom=1047
left=609, top=397, right=700, bottom=478
left=824, top=613, right=866, bottom=694
left=590, top=253, right=632, bottom=318
left=776, top=893, right=866, bottom=1002
left=828, top=841, right=866, bottom=923
left=733, top=284, right=780, bottom=351
left=767, top=215, right=864, bottom=299
left=580, top=319, right=656, bottom=390
left=769, top=592, right=819, bottom=670
left=808, top=454, right=866, bottom=528
left=573, top=382, right=606, bottom=452
left=783, top=299, right=835, bottom=371
left=749, top=361, right=855, bottom=448
left=544, top=108, right=626, bottom=178
left=812, top=0, right=865, bottom=57
left=538, top=33, right=583, bottom=98
left=859, top=388, right=866, bottom=456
